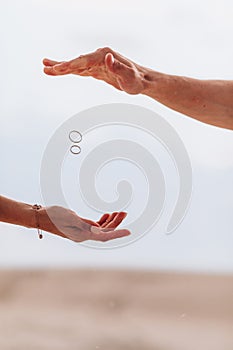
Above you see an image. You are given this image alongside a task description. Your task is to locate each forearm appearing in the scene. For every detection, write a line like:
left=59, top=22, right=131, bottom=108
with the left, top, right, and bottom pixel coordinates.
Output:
left=0, top=195, right=36, bottom=229
left=141, top=69, right=233, bottom=129
left=0, top=195, right=67, bottom=238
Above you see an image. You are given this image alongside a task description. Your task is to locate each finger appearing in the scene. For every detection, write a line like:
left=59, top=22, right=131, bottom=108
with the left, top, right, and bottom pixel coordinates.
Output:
left=101, top=212, right=118, bottom=228
left=105, top=53, right=131, bottom=77
left=105, top=52, right=115, bottom=69
left=101, top=212, right=124, bottom=229
left=81, top=218, right=99, bottom=227
left=97, top=213, right=110, bottom=226
left=52, top=52, right=93, bottom=75
left=110, top=51, right=134, bottom=68
left=52, top=61, right=72, bottom=74
left=90, top=226, right=131, bottom=242
left=104, top=212, right=127, bottom=229
left=53, top=48, right=107, bottom=75
left=43, top=58, right=61, bottom=67
left=43, top=66, right=59, bottom=76
left=102, top=48, right=133, bottom=68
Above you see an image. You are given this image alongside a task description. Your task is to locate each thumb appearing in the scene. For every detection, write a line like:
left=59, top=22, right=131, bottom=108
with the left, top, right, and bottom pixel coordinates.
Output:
left=105, top=53, right=130, bottom=77
left=105, top=53, right=138, bottom=93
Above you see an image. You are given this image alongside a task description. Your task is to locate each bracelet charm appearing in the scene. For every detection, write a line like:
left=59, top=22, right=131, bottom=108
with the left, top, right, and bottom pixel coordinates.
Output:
left=32, top=204, right=43, bottom=239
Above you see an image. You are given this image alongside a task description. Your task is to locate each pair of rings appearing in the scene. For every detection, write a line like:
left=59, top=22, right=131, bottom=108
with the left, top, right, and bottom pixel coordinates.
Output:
left=69, top=130, right=82, bottom=154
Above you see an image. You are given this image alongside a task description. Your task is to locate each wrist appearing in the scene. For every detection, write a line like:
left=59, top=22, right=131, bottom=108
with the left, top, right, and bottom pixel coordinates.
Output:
left=140, top=67, right=167, bottom=99
left=36, top=206, right=68, bottom=238
left=24, top=204, right=38, bottom=229
left=35, top=206, right=62, bottom=234
left=25, top=204, right=46, bottom=231
left=30, top=205, right=53, bottom=239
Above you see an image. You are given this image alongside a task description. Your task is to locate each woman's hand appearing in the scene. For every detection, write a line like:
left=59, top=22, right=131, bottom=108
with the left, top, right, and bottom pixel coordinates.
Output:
left=43, top=47, right=146, bottom=94
left=39, top=205, right=130, bottom=243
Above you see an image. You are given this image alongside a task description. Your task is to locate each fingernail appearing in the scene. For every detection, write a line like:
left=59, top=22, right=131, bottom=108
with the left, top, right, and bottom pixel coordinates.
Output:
left=106, top=53, right=114, bottom=65
left=110, top=54, right=114, bottom=64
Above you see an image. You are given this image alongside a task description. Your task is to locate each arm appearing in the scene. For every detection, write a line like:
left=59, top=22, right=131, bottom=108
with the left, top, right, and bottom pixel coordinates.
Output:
left=0, top=195, right=34, bottom=228
left=142, top=71, right=233, bottom=130
left=43, top=47, right=233, bottom=130
left=0, top=195, right=130, bottom=242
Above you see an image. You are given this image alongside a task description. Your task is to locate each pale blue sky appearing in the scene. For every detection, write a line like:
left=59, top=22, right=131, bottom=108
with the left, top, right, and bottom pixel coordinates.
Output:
left=0, top=0, right=233, bottom=271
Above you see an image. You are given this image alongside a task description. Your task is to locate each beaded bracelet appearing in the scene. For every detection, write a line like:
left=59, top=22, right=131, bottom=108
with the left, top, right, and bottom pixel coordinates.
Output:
left=32, top=204, right=43, bottom=239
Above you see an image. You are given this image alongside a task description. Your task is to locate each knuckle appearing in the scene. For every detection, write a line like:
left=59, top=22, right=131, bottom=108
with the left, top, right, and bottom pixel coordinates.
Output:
left=97, top=47, right=112, bottom=54
left=103, top=46, right=112, bottom=52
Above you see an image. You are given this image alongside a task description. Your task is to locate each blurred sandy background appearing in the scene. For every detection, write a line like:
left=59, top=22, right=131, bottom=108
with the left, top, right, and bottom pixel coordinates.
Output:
left=0, top=269, right=232, bottom=350
left=1, top=1, right=233, bottom=349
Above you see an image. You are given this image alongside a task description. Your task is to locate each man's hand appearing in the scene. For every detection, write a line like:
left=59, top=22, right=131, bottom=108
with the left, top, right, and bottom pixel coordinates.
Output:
left=43, top=47, right=233, bottom=129
left=43, top=47, right=146, bottom=94
left=39, top=205, right=130, bottom=243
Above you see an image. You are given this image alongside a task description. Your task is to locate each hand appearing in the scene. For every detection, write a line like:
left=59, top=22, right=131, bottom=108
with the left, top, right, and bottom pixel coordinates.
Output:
left=43, top=47, right=146, bottom=94
left=39, top=205, right=130, bottom=243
